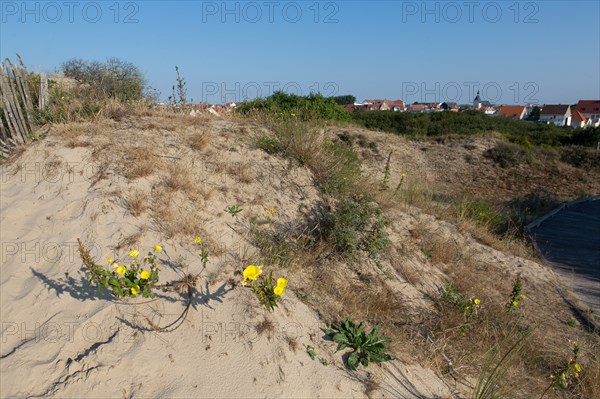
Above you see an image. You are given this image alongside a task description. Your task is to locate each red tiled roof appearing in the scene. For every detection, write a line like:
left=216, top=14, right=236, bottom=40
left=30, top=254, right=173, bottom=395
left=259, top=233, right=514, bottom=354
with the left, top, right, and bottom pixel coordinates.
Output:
left=498, top=105, right=526, bottom=118
left=576, top=100, right=600, bottom=114
left=571, top=109, right=587, bottom=122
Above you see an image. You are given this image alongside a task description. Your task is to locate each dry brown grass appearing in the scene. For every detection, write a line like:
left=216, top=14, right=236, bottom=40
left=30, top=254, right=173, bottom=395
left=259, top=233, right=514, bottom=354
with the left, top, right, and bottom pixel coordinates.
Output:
left=115, top=229, right=143, bottom=250
left=164, top=162, right=195, bottom=192
left=125, top=189, right=147, bottom=217
left=120, top=147, right=159, bottom=180
left=189, top=131, right=211, bottom=152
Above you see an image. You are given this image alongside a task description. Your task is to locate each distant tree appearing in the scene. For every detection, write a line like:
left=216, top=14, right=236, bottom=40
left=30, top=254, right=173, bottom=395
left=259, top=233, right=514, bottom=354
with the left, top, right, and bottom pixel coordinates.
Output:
left=331, top=95, right=356, bottom=105
left=62, top=58, right=147, bottom=101
left=528, top=106, right=541, bottom=121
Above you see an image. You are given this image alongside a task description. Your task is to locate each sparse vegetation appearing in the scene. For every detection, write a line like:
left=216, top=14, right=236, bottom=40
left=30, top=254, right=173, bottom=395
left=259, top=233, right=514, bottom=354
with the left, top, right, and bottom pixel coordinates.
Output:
left=323, top=192, right=390, bottom=262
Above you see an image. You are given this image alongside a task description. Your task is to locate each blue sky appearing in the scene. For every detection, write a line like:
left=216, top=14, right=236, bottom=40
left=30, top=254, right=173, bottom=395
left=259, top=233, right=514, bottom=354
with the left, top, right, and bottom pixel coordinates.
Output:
left=1, top=0, right=599, bottom=104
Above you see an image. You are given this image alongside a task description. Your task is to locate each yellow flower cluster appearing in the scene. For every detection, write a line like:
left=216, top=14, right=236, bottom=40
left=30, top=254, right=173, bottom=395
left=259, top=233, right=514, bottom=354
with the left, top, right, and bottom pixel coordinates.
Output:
left=274, top=277, right=287, bottom=296
left=262, top=207, right=278, bottom=218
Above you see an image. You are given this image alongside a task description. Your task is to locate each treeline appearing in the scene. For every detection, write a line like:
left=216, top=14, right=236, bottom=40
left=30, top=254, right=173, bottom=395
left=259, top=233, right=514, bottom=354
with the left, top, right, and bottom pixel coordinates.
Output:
left=350, top=110, right=600, bottom=148
left=237, top=92, right=599, bottom=148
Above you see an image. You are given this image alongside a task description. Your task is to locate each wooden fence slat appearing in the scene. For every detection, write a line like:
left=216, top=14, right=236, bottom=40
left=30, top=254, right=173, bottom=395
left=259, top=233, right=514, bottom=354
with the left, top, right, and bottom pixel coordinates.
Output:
left=0, top=64, right=27, bottom=145
left=15, top=64, right=34, bottom=129
left=6, top=60, right=31, bottom=140
left=39, top=72, right=48, bottom=110
left=1, top=72, right=27, bottom=144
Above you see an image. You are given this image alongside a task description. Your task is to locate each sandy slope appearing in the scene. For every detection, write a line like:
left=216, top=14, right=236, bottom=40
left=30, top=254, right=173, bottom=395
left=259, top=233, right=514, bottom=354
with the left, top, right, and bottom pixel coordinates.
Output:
left=0, top=116, right=455, bottom=398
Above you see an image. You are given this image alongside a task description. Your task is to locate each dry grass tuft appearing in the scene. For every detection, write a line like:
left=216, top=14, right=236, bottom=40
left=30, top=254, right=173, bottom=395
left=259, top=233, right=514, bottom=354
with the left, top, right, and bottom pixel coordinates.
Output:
left=120, top=147, right=159, bottom=180
left=125, top=189, right=147, bottom=217
left=164, top=162, right=195, bottom=192
left=189, top=131, right=211, bottom=152
left=255, top=316, right=275, bottom=338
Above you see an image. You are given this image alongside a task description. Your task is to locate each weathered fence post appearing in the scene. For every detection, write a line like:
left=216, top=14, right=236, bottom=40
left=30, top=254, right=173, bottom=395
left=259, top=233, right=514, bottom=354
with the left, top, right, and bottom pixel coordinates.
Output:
left=40, top=72, right=48, bottom=110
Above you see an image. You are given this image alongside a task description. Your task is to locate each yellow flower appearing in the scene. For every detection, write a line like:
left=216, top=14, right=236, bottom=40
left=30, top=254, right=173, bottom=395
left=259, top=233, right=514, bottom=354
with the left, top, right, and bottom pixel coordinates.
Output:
left=276, top=278, right=288, bottom=288
left=243, top=265, right=263, bottom=281
left=108, top=257, right=114, bottom=264
left=520, top=294, right=526, bottom=299
left=153, top=244, right=162, bottom=252
left=290, top=113, right=296, bottom=117
left=131, top=285, right=140, bottom=296
left=129, top=249, right=139, bottom=258
left=114, top=265, right=126, bottom=275
left=401, top=173, right=406, bottom=177
left=195, top=237, right=202, bottom=244
left=274, top=286, right=285, bottom=296
left=574, top=363, right=582, bottom=372
left=512, top=300, right=519, bottom=307
left=140, top=270, right=151, bottom=280
left=474, top=298, right=481, bottom=305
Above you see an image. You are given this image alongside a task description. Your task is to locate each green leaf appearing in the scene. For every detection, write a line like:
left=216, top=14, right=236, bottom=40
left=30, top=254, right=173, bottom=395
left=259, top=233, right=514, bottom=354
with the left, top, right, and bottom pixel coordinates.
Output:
left=347, top=352, right=358, bottom=370
left=333, top=333, right=349, bottom=346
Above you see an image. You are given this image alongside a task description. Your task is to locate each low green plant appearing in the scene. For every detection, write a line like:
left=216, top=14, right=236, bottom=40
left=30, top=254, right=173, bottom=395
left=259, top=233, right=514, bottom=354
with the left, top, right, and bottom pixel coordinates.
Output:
left=241, top=265, right=287, bottom=311
left=440, top=281, right=481, bottom=324
left=541, top=344, right=583, bottom=398
left=79, top=237, right=209, bottom=300
left=457, top=198, right=504, bottom=230
left=79, top=239, right=161, bottom=298
left=256, top=134, right=282, bottom=154
left=324, top=192, right=390, bottom=262
left=305, top=344, right=317, bottom=360
left=507, top=276, right=526, bottom=312
left=325, top=319, right=393, bottom=370
left=225, top=204, right=243, bottom=217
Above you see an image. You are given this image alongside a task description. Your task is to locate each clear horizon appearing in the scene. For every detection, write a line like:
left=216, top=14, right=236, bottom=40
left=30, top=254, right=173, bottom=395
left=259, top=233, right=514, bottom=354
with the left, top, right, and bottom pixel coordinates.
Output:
left=1, top=0, right=599, bottom=105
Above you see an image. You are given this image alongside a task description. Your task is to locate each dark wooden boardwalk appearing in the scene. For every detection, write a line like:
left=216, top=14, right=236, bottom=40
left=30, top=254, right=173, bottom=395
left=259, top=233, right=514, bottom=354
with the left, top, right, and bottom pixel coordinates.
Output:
left=526, top=196, right=600, bottom=319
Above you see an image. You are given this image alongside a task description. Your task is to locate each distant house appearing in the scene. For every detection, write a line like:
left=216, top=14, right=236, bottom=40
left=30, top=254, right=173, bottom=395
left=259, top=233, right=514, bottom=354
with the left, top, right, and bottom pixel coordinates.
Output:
left=570, top=109, right=591, bottom=128
left=407, top=103, right=428, bottom=112
left=473, top=91, right=492, bottom=109
left=340, top=104, right=357, bottom=112
left=575, top=100, right=600, bottom=127
left=497, top=105, right=528, bottom=120
left=440, top=102, right=458, bottom=111
left=539, top=104, right=572, bottom=126
left=389, top=100, right=405, bottom=111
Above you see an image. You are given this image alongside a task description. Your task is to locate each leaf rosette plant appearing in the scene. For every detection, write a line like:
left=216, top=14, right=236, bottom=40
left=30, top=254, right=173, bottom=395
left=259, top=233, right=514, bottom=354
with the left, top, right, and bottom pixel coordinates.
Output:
left=325, top=319, right=393, bottom=370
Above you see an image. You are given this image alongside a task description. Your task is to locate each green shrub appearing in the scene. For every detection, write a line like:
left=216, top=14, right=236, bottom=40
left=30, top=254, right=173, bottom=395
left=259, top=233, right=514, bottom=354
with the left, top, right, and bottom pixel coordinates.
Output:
left=237, top=91, right=350, bottom=122
left=256, top=134, right=283, bottom=154
left=484, top=142, right=530, bottom=168
left=323, top=193, right=390, bottom=262
left=560, top=146, right=600, bottom=169
left=457, top=198, right=505, bottom=230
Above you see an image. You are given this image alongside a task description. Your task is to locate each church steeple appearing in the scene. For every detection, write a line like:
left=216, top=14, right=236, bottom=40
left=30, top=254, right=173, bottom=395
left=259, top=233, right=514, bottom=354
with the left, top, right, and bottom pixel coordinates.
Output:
left=473, top=90, right=482, bottom=108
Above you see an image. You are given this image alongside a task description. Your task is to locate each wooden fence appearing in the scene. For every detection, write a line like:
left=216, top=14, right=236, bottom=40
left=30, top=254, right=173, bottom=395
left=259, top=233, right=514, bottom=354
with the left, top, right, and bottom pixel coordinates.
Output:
left=0, top=56, right=48, bottom=159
